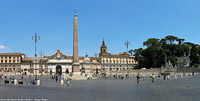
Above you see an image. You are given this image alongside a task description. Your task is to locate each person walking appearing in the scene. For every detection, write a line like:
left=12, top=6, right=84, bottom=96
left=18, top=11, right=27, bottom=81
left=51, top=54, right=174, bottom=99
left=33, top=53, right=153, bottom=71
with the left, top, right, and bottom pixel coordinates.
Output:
left=66, top=79, right=70, bottom=86
left=1, top=74, right=3, bottom=79
left=55, top=75, right=58, bottom=82
left=158, top=74, right=160, bottom=79
left=136, top=73, right=140, bottom=84
left=152, top=74, right=155, bottom=82
left=142, top=73, right=145, bottom=81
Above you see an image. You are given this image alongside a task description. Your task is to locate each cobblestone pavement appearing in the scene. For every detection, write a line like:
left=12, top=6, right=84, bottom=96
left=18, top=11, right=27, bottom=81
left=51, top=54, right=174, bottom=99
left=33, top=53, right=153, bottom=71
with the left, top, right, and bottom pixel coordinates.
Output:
left=0, top=75, right=200, bottom=101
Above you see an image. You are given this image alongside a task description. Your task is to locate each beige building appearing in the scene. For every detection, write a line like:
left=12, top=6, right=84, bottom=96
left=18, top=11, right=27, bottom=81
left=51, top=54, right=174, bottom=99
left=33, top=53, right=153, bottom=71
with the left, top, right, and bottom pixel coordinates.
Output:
left=0, top=53, right=25, bottom=75
left=79, top=55, right=102, bottom=75
left=99, top=40, right=137, bottom=72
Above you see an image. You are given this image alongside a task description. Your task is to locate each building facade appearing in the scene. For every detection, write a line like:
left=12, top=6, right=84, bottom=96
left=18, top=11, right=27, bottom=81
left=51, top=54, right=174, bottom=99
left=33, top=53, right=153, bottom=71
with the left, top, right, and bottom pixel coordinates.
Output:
left=99, top=39, right=137, bottom=72
left=0, top=53, right=25, bottom=75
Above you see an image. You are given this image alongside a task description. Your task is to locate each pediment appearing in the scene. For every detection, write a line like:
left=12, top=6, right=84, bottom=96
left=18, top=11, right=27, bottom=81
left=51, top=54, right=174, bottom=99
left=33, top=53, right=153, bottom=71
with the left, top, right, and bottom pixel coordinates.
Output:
left=45, top=49, right=72, bottom=59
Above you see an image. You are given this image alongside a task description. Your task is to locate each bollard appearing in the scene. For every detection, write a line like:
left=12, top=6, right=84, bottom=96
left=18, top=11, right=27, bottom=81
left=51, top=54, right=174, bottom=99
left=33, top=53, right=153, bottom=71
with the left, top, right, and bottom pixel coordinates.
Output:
left=174, top=75, right=177, bottom=79
left=60, top=79, right=64, bottom=86
left=167, top=75, right=170, bottom=80
left=180, top=74, right=183, bottom=78
left=14, top=79, right=17, bottom=85
left=185, top=73, right=188, bottom=77
left=37, top=80, right=40, bottom=86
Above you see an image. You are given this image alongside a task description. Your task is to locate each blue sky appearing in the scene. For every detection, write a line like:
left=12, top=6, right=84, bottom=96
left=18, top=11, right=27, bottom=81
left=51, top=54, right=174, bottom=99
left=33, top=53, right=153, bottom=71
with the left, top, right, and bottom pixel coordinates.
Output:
left=0, top=0, right=200, bottom=57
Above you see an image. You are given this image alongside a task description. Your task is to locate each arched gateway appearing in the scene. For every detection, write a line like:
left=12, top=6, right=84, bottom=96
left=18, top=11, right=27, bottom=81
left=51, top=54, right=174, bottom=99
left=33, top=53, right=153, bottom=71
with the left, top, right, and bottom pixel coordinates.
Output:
left=56, top=65, right=62, bottom=75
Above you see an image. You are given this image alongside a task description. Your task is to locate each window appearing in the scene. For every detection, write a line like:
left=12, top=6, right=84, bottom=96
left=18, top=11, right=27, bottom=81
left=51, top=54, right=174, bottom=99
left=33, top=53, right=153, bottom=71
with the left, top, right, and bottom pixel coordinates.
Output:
left=1, top=57, right=3, bottom=59
left=110, top=60, right=112, bottom=63
left=5, top=57, right=7, bottom=59
left=1, top=60, right=3, bottom=63
left=17, top=56, right=19, bottom=59
left=9, top=60, right=11, bottom=63
left=5, top=65, right=7, bottom=67
left=13, top=60, right=15, bottom=63
left=5, top=60, right=7, bottom=63
left=17, top=60, right=19, bottom=63
left=9, top=56, right=11, bottom=59
left=110, top=68, right=112, bottom=71
left=102, top=60, right=104, bottom=63
left=13, top=56, right=15, bottom=59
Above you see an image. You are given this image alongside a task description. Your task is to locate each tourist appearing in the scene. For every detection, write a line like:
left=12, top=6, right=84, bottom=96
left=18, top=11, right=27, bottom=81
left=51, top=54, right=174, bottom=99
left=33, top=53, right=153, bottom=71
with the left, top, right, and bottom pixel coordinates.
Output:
left=152, top=74, right=155, bottom=82
left=126, top=74, right=128, bottom=79
left=67, top=79, right=70, bottom=86
left=5, top=76, right=7, bottom=80
left=21, top=76, right=23, bottom=81
left=55, top=75, right=58, bottom=82
left=150, top=74, right=152, bottom=79
left=192, top=71, right=195, bottom=76
left=158, top=74, right=160, bottom=79
left=115, top=74, right=117, bottom=79
left=142, top=73, right=145, bottom=81
left=136, top=73, right=140, bottom=84
left=29, top=75, right=31, bottom=80
left=61, top=75, right=64, bottom=80
left=1, top=74, right=3, bottom=79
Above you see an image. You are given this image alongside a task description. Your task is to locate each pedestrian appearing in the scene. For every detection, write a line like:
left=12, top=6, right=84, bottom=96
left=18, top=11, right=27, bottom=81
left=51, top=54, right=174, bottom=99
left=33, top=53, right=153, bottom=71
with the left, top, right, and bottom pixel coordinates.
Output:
left=29, top=75, right=31, bottom=80
left=192, top=71, right=194, bottom=76
left=136, top=73, right=140, bottom=84
left=142, top=73, right=145, bottom=81
left=152, top=74, right=155, bottom=82
left=1, top=74, right=3, bottom=79
left=55, top=75, right=58, bottom=82
left=5, top=76, right=7, bottom=80
left=150, top=74, right=152, bottom=79
left=66, top=79, right=70, bottom=86
left=21, top=76, right=23, bottom=81
left=158, top=74, right=160, bottom=79
left=126, top=74, right=128, bottom=79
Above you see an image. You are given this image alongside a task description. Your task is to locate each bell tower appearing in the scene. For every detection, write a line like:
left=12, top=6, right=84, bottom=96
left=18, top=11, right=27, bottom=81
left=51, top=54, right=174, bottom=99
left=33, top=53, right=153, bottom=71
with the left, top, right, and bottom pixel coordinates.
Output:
left=100, top=39, right=108, bottom=54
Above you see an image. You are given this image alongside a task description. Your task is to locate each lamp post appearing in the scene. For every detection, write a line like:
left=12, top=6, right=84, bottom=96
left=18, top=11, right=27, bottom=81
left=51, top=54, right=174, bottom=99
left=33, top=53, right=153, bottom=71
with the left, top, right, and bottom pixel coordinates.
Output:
left=32, top=32, right=40, bottom=80
left=125, top=40, right=130, bottom=53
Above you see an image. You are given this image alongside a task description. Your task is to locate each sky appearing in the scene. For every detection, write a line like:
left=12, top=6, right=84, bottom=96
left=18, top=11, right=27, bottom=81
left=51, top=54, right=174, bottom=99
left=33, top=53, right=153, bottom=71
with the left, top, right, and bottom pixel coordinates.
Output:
left=0, top=0, right=200, bottom=57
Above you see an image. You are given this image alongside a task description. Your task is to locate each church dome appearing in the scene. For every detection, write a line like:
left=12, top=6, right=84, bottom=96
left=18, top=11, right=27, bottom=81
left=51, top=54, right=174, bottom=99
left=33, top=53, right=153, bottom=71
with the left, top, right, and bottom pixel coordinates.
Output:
left=83, top=54, right=90, bottom=63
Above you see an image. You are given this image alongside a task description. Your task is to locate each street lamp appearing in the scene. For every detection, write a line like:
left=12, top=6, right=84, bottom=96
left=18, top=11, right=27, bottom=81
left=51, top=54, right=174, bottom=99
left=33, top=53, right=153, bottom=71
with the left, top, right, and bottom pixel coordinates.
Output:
left=32, top=32, right=40, bottom=80
left=125, top=40, right=130, bottom=53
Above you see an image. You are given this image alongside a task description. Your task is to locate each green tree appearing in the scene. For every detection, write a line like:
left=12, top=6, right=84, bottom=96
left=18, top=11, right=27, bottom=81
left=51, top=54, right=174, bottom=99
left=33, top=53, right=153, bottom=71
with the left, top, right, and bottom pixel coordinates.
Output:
left=165, top=35, right=178, bottom=44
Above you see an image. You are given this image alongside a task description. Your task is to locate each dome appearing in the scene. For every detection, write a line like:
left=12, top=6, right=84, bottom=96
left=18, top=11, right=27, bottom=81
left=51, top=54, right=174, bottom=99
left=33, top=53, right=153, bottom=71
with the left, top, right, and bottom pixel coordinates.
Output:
left=83, top=57, right=90, bottom=63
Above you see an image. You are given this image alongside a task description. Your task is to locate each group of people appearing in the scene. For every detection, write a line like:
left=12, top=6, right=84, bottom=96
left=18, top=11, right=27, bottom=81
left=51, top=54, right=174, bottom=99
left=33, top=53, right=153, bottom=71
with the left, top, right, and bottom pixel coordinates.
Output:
left=50, top=74, right=70, bottom=86
left=136, top=73, right=156, bottom=84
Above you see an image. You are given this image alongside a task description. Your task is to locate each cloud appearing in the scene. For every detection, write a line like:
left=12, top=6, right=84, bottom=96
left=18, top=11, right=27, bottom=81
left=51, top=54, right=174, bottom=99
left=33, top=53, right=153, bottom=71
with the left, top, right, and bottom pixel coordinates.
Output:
left=0, top=45, right=5, bottom=49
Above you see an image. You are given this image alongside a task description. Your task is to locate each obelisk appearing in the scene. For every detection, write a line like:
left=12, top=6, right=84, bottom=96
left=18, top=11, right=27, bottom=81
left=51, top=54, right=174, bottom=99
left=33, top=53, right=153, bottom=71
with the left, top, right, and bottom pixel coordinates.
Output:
left=72, top=10, right=80, bottom=75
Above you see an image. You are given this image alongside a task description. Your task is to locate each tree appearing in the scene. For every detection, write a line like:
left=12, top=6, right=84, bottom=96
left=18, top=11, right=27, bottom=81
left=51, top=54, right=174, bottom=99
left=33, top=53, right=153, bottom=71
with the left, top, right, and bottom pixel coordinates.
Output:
left=176, top=38, right=185, bottom=45
left=165, top=35, right=178, bottom=44
left=128, top=49, right=134, bottom=56
left=143, top=38, right=161, bottom=47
